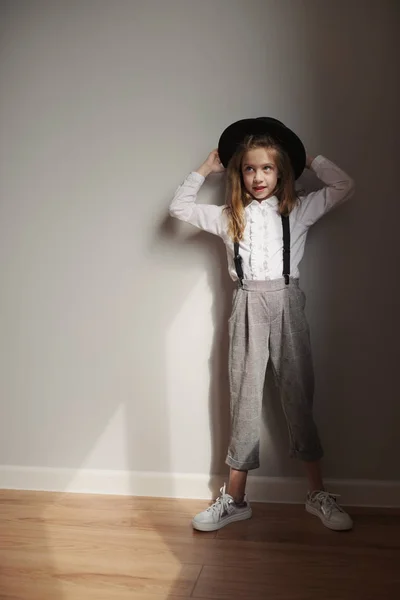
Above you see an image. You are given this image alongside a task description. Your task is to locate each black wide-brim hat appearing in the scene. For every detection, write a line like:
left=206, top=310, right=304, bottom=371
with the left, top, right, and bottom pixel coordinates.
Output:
left=218, top=117, right=306, bottom=179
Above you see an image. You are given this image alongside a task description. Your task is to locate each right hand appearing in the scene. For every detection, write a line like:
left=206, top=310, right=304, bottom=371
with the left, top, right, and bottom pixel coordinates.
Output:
left=196, top=149, right=225, bottom=178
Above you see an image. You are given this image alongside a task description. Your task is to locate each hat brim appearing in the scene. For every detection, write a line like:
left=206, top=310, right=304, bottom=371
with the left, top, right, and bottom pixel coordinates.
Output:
left=218, top=117, right=306, bottom=179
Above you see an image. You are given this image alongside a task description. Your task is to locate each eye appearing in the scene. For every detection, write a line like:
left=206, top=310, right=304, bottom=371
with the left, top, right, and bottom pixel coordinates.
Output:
left=244, top=166, right=253, bottom=172
left=264, top=166, right=272, bottom=171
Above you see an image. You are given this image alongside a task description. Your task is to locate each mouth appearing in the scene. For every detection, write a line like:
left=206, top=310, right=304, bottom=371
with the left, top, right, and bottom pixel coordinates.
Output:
left=253, top=186, right=266, bottom=192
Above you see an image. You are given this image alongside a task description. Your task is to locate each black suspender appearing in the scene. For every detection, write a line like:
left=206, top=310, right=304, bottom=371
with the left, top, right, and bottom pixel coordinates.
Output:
left=234, top=242, right=244, bottom=286
left=281, top=215, right=290, bottom=285
left=233, top=215, right=290, bottom=285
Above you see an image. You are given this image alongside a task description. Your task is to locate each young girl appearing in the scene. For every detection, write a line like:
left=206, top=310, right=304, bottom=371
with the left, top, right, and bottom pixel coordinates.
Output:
left=169, top=117, right=355, bottom=532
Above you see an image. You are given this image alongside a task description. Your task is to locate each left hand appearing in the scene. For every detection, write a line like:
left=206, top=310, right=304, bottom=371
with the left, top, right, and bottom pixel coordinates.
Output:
left=306, top=153, right=315, bottom=169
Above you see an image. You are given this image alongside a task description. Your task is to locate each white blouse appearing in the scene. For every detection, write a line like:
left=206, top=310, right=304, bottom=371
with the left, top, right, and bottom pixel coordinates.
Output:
left=169, top=156, right=355, bottom=281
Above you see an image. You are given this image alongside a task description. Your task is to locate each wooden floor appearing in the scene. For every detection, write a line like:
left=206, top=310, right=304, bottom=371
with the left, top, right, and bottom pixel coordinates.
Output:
left=0, top=490, right=400, bottom=600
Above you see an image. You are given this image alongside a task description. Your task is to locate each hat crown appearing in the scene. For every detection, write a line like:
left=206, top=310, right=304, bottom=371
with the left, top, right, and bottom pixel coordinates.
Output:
left=218, top=117, right=306, bottom=179
left=256, top=117, right=285, bottom=128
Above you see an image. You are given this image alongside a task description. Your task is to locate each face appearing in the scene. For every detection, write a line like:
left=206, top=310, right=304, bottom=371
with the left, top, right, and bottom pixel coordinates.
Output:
left=241, top=147, right=279, bottom=201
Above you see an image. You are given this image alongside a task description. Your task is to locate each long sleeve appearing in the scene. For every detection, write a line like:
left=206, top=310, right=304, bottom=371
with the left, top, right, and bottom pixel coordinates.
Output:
left=169, top=171, right=226, bottom=237
left=296, top=156, right=355, bottom=228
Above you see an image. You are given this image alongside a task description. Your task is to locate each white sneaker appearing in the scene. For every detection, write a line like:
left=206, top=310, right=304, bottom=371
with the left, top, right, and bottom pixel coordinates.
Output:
left=306, top=490, right=353, bottom=531
left=192, top=484, right=252, bottom=532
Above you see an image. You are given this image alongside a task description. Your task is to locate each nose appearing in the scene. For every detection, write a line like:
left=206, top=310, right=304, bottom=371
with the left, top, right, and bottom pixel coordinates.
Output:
left=253, top=170, right=263, bottom=183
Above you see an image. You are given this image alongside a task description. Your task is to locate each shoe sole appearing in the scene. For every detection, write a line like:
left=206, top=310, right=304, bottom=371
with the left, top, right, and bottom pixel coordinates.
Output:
left=305, top=503, right=353, bottom=531
left=192, top=508, right=252, bottom=532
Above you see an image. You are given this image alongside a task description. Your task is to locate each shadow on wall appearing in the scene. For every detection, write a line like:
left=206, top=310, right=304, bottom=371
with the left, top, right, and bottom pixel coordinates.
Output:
left=155, top=207, right=233, bottom=496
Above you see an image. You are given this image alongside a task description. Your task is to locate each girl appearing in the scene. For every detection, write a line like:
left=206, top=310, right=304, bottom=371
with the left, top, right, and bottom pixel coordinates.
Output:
left=169, top=117, right=355, bottom=532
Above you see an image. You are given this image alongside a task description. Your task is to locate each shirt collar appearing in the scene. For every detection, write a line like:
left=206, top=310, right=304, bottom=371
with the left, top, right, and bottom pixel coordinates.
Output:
left=249, top=195, right=279, bottom=208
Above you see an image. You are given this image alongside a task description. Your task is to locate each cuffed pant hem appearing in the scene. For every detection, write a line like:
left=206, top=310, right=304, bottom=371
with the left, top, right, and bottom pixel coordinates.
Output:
left=226, top=454, right=259, bottom=471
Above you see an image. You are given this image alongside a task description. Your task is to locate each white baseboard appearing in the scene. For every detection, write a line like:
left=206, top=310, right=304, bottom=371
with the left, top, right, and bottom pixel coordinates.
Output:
left=1, top=465, right=399, bottom=507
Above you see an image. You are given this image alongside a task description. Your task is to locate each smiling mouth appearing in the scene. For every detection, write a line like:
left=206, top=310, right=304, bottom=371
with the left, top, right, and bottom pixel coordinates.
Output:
left=253, top=186, right=266, bottom=191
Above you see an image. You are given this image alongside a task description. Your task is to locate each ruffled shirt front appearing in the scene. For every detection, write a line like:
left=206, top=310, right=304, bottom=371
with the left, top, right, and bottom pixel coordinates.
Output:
left=248, top=200, right=272, bottom=279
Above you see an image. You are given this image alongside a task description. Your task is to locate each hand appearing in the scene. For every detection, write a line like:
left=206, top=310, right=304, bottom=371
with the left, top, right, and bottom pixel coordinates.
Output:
left=306, top=153, right=315, bottom=169
left=196, top=149, right=225, bottom=178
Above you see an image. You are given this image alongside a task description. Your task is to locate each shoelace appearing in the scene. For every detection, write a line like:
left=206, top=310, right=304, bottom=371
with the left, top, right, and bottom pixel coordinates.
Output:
left=206, top=484, right=233, bottom=518
left=312, top=491, right=344, bottom=516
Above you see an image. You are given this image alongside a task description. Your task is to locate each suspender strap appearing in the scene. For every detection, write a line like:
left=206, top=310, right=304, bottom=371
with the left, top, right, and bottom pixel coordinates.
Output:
left=234, top=241, right=244, bottom=286
left=281, top=215, right=290, bottom=285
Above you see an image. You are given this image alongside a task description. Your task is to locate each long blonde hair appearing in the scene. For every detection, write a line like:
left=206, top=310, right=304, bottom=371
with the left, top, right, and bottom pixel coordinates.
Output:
left=224, top=135, right=298, bottom=242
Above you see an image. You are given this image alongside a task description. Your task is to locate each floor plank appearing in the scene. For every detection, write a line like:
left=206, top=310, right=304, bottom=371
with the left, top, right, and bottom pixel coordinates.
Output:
left=217, top=502, right=400, bottom=549
left=193, top=557, right=400, bottom=600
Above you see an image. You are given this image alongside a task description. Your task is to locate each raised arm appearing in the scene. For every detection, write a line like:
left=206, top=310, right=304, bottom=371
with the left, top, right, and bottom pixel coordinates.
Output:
left=169, top=150, right=226, bottom=236
left=296, top=155, right=355, bottom=227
